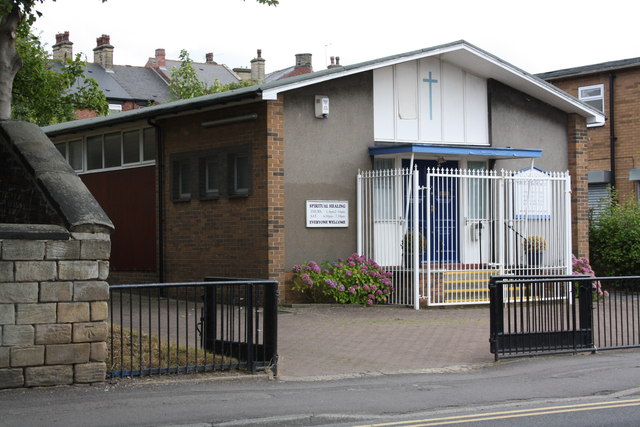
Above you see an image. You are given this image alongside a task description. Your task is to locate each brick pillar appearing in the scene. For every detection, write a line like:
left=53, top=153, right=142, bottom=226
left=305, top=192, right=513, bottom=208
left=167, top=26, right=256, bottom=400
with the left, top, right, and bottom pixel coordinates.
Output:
left=265, top=96, right=285, bottom=297
left=567, top=113, right=589, bottom=259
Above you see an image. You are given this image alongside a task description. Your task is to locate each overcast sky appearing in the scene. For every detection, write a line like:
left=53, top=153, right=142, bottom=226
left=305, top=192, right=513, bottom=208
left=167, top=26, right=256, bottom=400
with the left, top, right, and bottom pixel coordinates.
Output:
left=35, top=0, right=638, bottom=76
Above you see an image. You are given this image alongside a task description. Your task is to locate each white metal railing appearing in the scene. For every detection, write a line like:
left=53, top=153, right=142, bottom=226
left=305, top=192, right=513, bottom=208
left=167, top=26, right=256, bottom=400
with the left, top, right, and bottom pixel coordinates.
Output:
left=357, top=167, right=572, bottom=309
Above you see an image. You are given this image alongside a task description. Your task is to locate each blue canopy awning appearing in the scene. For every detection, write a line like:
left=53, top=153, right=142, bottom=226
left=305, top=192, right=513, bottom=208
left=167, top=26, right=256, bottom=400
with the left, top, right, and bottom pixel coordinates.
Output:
left=368, top=144, right=542, bottom=159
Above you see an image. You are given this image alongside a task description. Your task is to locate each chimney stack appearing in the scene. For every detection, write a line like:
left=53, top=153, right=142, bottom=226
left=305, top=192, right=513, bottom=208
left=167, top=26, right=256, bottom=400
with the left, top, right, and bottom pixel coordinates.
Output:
left=295, top=53, right=312, bottom=68
left=154, top=48, right=166, bottom=67
left=93, top=34, right=114, bottom=70
left=328, top=55, right=341, bottom=69
left=52, top=31, right=73, bottom=61
left=250, top=49, right=265, bottom=83
left=205, top=52, right=216, bottom=64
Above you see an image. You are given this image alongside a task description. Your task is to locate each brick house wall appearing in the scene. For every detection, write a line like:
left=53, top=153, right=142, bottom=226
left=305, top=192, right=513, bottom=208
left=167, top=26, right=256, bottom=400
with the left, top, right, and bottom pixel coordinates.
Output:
left=159, top=102, right=285, bottom=286
left=546, top=65, right=640, bottom=201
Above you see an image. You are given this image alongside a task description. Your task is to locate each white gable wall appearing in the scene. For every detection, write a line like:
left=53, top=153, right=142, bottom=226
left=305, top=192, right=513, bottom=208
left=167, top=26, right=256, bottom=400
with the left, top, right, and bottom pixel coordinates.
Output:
left=374, top=58, right=488, bottom=145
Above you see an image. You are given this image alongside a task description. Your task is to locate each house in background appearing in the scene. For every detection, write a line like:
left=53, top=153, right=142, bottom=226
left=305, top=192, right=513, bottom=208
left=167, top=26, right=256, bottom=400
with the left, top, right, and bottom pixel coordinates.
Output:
left=42, top=41, right=602, bottom=305
left=538, top=57, right=640, bottom=213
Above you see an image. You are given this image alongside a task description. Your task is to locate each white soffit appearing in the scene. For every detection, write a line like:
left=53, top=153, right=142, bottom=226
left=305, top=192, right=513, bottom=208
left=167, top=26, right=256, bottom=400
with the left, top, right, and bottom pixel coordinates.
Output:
left=261, top=42, right=605, bottom=125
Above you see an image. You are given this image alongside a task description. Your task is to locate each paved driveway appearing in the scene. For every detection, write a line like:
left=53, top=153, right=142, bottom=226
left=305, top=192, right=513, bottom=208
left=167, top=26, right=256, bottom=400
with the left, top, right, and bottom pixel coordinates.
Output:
left=277, top=304, right=494, bottom=379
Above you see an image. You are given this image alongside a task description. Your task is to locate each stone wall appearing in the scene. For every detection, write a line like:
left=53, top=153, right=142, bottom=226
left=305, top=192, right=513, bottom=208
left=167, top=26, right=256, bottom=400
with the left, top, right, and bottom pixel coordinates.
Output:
left=0, top=226, right=111, bottom=388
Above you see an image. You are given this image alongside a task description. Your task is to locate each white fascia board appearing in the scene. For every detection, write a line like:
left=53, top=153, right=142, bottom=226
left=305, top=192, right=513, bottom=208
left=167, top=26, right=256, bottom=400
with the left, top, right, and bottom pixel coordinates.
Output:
left=261, top=44, right=466, bottom=100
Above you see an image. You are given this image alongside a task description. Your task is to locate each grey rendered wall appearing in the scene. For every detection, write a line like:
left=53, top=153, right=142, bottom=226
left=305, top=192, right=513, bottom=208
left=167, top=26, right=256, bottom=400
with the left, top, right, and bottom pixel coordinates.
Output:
left=283, top=72, right=373, bottom=267
left=489, top=80, right=568, bottom=172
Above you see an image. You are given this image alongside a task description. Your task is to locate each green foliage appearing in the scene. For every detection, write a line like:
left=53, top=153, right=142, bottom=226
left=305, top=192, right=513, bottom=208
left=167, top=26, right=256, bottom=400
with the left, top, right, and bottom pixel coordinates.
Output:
left=11, top=22, right=108, bottom=125
left=589, top=192, right=640, bottom=277
left=292, top=254, right=394, bottom=306
left=169, top=49, right=255, bottom=101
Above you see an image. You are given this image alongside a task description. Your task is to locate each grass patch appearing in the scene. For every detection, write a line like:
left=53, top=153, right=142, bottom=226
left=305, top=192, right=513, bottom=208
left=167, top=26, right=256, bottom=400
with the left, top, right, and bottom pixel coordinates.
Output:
left=107, top=324, right=234, bottom=374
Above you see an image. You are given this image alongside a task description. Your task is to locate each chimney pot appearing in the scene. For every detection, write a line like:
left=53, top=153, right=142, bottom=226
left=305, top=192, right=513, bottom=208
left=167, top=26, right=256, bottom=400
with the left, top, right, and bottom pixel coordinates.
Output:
left=257, top=49, right=262, bottom=59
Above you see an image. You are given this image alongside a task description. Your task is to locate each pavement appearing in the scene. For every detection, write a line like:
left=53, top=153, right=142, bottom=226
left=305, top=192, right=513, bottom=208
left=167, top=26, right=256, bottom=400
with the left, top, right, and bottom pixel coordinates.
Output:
left=276, top=304, right=493, bottom=379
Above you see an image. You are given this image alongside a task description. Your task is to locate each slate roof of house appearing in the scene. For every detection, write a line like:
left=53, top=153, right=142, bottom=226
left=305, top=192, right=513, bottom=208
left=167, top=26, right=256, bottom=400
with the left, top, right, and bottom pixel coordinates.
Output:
left=51, top=62, right=171, bottom=104
left=161, top=60, right=240, bottom=86
left=43, top=40, right=605, bottom=136
left=537, top=57, right=640, bottom=80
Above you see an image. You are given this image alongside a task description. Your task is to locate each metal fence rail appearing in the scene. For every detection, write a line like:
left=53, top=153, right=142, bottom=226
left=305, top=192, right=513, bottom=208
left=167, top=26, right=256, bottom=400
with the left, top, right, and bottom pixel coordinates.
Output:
left=489, top=275, right=640, bottom=360
left=108, top=278, right=278, bottom=378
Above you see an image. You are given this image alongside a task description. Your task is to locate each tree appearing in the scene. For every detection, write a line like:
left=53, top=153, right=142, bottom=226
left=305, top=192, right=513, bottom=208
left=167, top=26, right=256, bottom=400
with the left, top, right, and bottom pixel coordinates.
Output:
left=169, top=49, right=255, bottom=101
left=0, top=0, right=277, bottom=120
left=12, top=22, right=108, bottom=125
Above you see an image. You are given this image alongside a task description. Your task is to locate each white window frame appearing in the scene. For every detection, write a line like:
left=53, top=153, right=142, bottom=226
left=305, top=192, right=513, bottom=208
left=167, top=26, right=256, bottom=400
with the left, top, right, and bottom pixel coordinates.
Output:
left=579, top=84, right=605, bottom=127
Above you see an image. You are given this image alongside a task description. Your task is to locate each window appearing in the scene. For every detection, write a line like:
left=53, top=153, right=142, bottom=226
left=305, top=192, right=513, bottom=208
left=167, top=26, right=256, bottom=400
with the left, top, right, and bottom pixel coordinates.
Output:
left=467, top=161, right=487, bottom=220
left=108, top=104, right=123, bottom=114
left=373, top=158, right=396, bottom=220
left=579, top=84, right=604, bottom=113
left=172, top=157, right=192, bottom=201
left=199, top=156, right=220, bottom=198
left=232, top=154, right=250, bottom=195
left=54, top=127, right=156, bottom=173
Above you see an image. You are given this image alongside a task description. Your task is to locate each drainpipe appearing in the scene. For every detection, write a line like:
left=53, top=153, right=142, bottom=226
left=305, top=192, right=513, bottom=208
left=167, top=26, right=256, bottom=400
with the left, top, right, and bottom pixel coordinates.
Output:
left=148, top=119, right=164, bottom=283
left=609, top=73, right=617, bottom=190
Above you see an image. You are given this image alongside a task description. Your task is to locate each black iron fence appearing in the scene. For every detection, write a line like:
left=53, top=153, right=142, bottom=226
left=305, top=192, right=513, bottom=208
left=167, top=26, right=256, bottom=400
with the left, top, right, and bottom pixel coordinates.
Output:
left=489, top=275, right=640, bottom=360
left=108, top=278, right=278, bottom=378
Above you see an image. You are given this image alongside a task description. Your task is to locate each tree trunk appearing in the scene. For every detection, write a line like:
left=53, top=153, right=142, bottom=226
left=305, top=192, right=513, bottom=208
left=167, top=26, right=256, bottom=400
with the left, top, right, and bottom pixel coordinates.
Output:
left=0, top=5, right=22, bottom=120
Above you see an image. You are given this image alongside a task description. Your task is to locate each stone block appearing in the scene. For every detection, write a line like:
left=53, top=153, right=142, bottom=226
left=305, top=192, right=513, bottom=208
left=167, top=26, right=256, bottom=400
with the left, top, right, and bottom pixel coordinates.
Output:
left=24, top=365, right=73, bottom=387
left=15, top=261, right=57, bottom=282
left=40, top=281, right=73, bottom=302
left=0, top=347, right=9, bottom=368
left=73, top=322, right=108, bottom=343
left=46, top=343, right=90, bottom=364
left=0, top=282, right=38, bottom=303
left=57, top=302, right=90, bottom=323
left=2, top=324, right=34, bottom=346
left=74, top=281, right=109, bottom=302
left=80, top=240, right=111, bottom=260
left=75, top=362, right=106, bottom=383
left=91, top=301, right=108, bottom=321
left=0, top=261, right=13, bottom=282
left=98, top=261, right=110, bottom=280
left=0, top=304, right=15, bottom=325
left=59, top=261, right=98, bottom=281
left=11, top=346, right=44, bottom=367
left=90, top=342, right=107, bottom=362
left=16, top=303, right=56, bottom=324
left=1, top=240, right=45, bottom=260
left=45, top=240, right=80, bottom=260
left=35, top=324, right=71, bottom=345
left=0, top=368, right=24, bottom=388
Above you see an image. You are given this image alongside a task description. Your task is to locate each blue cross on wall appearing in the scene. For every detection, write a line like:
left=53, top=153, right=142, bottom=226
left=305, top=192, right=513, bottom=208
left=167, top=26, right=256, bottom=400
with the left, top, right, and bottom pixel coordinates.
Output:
left=422, top=71, right=438, bottom=120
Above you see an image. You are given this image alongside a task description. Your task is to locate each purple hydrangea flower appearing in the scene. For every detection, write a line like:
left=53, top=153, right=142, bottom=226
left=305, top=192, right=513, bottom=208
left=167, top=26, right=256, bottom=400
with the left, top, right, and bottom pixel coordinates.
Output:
left=338, top=284, right=345, bottom=292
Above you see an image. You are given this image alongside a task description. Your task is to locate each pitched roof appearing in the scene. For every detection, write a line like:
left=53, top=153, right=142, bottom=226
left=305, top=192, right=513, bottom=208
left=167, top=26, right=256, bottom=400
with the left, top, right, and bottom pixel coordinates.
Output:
left=162, top=60, right=240, bottom=86
left=43, top=40, right=605, bottom=136
left=537, top=57, right=640, bottom=80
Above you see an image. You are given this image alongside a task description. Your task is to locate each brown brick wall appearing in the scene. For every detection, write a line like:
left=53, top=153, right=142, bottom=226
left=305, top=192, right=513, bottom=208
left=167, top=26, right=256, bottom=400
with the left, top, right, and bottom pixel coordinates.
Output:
left=159, top=103, right=272, bottom=283
left=550, top=67, right=640, bottom=202
left=567, top=113, right=589, bottom=258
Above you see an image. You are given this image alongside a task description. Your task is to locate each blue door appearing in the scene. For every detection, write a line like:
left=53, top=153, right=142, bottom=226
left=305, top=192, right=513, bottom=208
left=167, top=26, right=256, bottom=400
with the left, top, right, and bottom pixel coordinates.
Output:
left=403, top=159, right=459, bottom=263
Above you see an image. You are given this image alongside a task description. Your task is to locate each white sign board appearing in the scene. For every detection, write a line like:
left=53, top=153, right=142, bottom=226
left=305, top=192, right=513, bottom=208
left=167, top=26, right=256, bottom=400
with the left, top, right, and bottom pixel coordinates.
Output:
left=514, top=168, right=552, bottom=219
left=306, top=200, right=349, bottom=228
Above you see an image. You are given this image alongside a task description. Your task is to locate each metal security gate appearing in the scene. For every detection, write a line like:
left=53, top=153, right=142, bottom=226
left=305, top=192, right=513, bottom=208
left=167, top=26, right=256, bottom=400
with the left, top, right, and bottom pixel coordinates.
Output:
left=357, top=167, right=572, bottom=309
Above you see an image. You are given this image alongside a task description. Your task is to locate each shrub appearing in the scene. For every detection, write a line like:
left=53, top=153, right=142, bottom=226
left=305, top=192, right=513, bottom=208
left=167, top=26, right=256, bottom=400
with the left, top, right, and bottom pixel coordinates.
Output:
left=292, top=254, right=394, bottom=306
left=589, top=195, right=640, bottom=278
left=572, top=254, right=608, bottom=298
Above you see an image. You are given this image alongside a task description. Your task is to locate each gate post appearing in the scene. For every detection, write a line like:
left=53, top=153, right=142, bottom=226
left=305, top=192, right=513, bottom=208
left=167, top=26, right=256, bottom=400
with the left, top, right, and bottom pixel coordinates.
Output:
left=412, top=168, right=420, bottom=310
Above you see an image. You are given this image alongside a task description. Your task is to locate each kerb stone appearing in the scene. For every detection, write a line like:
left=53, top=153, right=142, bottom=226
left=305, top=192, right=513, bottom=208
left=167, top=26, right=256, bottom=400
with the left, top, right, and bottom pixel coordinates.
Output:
left=0, top=368, right=24, bottom=388
left=24, top=365, right=73, bottom=387
left=75, top=362, right=106, bottom=383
